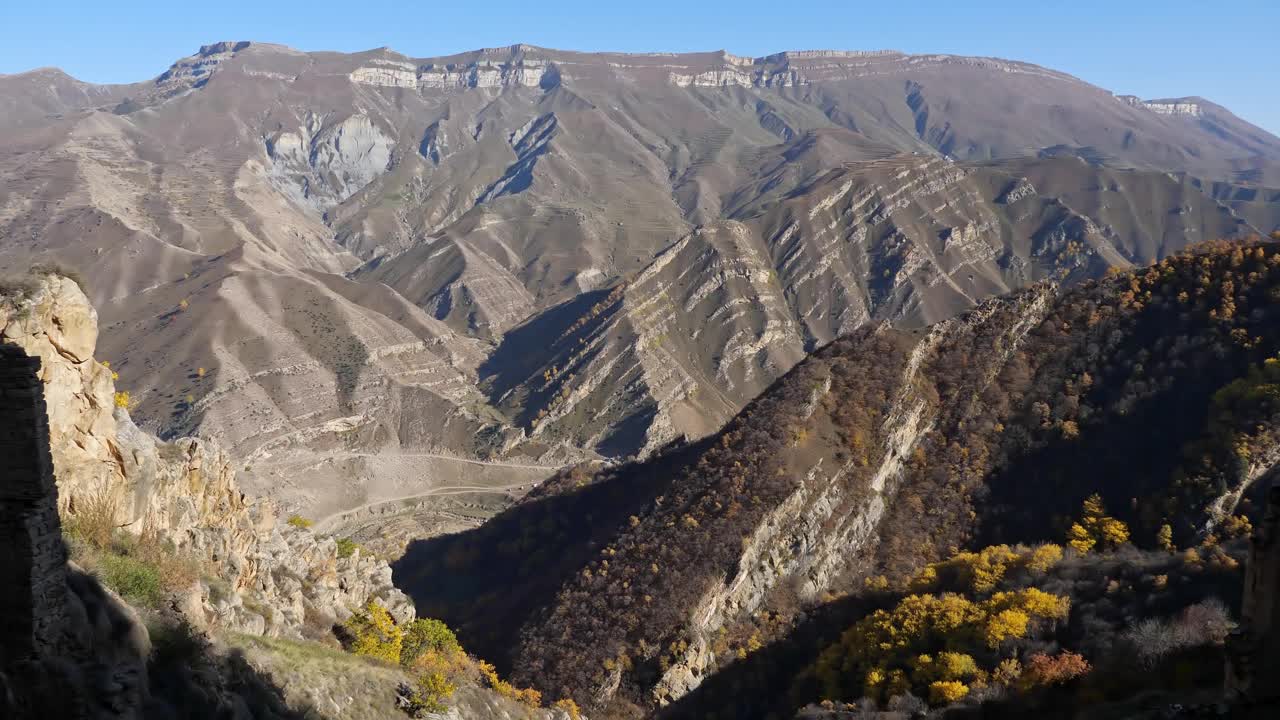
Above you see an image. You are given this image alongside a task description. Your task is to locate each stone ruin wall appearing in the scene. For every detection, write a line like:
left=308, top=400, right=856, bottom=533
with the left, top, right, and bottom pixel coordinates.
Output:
left=0, top=343, right=74, bottom=667
left=1229, top=484, right=1280, bottom=706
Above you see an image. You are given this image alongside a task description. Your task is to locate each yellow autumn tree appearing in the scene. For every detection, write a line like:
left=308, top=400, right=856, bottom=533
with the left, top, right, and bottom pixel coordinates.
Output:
left=812, top=585, right=1069, bottom=703
left=553, top=698, right=582, bottom=720
left=911, top=652, right=982, bottom=685
left=1098, top=517, right=1130, bottom=546
left=1067, top=523, right=1095, bottom=553
left=1067, top=494, right=1129, bottom=553
left=984, top=609, right=1030, bottom=647
left=343, top=599, right=403, bottom=664
left=911, top=544, right=1062, bottom=594
left=1023, top=544, right=1064, bottom=573
left=929, top=680, right=969, bottom=705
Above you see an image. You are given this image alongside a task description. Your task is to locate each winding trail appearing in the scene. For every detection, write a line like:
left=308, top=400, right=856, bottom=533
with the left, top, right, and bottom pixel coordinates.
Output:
left=312, top=464, right=560, bottom=534
left=300, top=450, right=563, bottom=472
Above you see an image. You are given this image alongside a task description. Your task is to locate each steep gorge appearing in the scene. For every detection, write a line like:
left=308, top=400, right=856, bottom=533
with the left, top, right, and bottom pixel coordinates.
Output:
left=397, top=239, right=1280, bottom=717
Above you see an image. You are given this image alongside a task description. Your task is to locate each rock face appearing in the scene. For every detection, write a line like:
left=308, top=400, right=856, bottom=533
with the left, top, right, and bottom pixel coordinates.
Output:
left=0, top=273, right=413, bottom=639
left=266, top=113, right=396, bottom=211
left=0, top=342, right=81, bottom=667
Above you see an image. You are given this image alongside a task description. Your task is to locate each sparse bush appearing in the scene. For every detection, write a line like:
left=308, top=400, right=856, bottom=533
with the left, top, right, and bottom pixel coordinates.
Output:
left=478, top=660, right=543, bottom=707
left=335, top=537, right=359, bottom=559
left=1126, top=597, right=1235, bottom=668
left=886, top=692, right=927, bottom=714
left=1124, top=617, right=1178, bottom=669
left=401, top=618, right=460, bottom=668
left=114, top=391, right=131, bottom=409
left=1177, top=597, right=1233, bottom=645
left=0, top=273, right=42, bottom=298
left=286, top=515, right=314, bottom=529
left=406, top=670, right=455, bottom=715
left=28, top=261, right=88, bottom=294
left=64, top=486, right=121, bottom=549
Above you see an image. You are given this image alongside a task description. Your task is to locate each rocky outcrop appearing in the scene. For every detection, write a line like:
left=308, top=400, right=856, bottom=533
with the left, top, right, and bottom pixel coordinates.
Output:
left=266, top=113, right=395, bottom=212
left=0, top=273, right=413, bottom=639
left=349, top=46, right=555, bottom=91
left=1116, top=94, right=1206, bottom=118
left=484, top=223, right=806, bottom=457
left=1143, top=99, right=1206, bottom=117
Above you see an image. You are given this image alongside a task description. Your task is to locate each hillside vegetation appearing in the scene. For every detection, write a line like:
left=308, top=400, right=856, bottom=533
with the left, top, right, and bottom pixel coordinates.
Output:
left=397, top=236, right=1280, bottom=718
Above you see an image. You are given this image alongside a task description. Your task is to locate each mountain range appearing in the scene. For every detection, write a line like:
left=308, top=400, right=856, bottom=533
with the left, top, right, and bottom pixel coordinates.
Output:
left=4, top=38, right=1280, bottom=720
left=2, top=39, right=1280, bottom=526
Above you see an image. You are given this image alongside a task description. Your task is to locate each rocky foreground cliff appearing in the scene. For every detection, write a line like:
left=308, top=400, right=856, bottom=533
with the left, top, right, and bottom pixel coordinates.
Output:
left=397, top=239, right=1280, bottom=718
left=0, top=270, right=412, bottom=638
left=0, top=315, right=575, bottom=720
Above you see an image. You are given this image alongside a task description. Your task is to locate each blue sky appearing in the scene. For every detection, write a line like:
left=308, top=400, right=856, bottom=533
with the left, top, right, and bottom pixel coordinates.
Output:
left=2, top=0, right=1277, bottom=136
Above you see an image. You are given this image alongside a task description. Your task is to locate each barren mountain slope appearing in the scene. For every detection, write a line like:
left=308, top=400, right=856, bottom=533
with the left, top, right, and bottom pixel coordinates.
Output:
left=2, top=41, right=1279, bottom=517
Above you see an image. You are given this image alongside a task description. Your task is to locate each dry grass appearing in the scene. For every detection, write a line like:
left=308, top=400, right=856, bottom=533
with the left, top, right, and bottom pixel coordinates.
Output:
left=228, top=632, right=412, bottom=720
left=65, top=490, right=202, bottom=609
left=64, top=485, right=123, bottom=550
left=28, top=261, right=89, bottom=295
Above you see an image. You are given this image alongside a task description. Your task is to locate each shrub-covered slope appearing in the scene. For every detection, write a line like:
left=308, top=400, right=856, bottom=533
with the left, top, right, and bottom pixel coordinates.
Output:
left=397, top=237, right=1280, bottom=717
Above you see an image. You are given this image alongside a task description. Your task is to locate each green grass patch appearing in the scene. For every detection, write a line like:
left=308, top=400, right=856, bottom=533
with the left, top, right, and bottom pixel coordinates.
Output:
left=97, top=553, right=165, bottom=608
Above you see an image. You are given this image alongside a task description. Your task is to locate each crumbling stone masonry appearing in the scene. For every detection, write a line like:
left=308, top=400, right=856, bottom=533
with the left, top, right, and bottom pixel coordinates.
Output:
left=0, top=342, right=73, bottom=667
left=1228, top=484, right=1280, bottom=706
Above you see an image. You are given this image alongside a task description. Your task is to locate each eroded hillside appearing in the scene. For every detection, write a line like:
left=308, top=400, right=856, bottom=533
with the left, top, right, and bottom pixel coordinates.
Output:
left=2, top=42, right=1279, bottom=522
